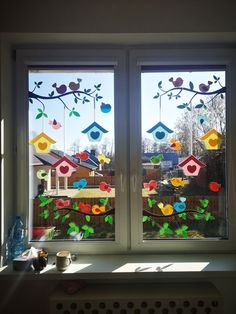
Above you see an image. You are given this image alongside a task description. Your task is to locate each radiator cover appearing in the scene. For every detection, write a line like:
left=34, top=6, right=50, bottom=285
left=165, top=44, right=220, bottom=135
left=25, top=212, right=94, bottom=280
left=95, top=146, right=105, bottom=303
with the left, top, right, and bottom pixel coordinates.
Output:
left=50, top=282, right=222, bottom=314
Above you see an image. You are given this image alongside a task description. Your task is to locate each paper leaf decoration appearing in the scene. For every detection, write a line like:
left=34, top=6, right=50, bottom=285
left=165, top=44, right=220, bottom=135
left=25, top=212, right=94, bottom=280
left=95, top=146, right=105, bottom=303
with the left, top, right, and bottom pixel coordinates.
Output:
left=200, top=128, right=223, bottom=150
left=147, top=121, right=173, bottom=143
left=178, top=155, right=206, bottom=176
left=29, top=132, right=56, bottom=153
left=82, top=122, right=108, bottom=142
left=52, top=156, right=77, bottom=177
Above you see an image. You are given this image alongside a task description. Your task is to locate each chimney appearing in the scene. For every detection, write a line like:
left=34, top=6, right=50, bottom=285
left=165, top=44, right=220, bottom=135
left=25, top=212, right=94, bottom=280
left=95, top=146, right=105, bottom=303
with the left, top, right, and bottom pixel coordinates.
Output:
left=90, top=149, right=96, bottom=156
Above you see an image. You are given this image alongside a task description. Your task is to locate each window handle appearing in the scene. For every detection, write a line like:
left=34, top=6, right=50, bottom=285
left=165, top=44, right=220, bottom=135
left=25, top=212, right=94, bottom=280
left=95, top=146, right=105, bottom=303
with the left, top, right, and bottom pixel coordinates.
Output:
left=120, top=172, right=124, bottom=192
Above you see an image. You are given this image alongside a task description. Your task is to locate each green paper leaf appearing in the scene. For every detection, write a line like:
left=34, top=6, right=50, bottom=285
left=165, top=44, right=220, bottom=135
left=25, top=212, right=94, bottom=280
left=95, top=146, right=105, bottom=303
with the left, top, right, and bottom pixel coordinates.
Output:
left=199, top=199, right=209, bottom=208
left=36, top=113, right=43, bottom=119
left=69, top=111, right=73, bottom=117
left=29, top=98, right=33, bottom=104
left=43, top=112, right=48, bottom=118
left=85, top=215, right=91, bottom=222
left=73, top=202, right=78, bottom=210
left=37, top=81, right=43, bottom=86
left=143, top=215, right=149, bottom=222
left=220, top=93, right=224, bottom=99
left=39, top=209, right=49, bottom=219
left=200, top=99, right=204, bottom=104
left=74, top=97, right=78, bottom=104
left=178, top=213, right=187, bottom=220
left=166, top=227, right=174, bottom=235
left=54, top=212, right=60, bottom=220
left=177, top=103, right=187, bottom=109
left=83, top=229, right=89, bottom=238
left=88, top=227, right=94, bottom=234
left=100, top=198, right=109, bottom=206
left=49, top=91, right=54, bottom=97
left=72, top=110, right=80, bottom=117
left=82, top=224, right=88, bottom=230
left=195, top=104, right=203, bottom=109
left=61, top=214, right=70, bottom=222
left=158, top=81, right=162, bottom=88
left=153, top=93, right=160, bottom=99
left=148, top=198, right=157, bottom=208
left=186, top=106, right=192, bottom=111
left=194, top=214, right=203, bottom=220
left=189, top=81, right=194, bottom=90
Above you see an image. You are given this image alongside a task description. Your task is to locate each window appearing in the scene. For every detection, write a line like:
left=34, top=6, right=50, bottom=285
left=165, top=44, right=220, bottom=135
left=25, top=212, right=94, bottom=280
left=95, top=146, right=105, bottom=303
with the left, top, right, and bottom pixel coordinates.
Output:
left=3, top=47, right=236, bottom=254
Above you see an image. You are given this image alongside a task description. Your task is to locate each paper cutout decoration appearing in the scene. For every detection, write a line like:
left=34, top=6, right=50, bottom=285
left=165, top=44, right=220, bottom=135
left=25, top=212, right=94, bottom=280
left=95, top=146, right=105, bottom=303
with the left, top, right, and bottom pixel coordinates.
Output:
left=52, top=156, right=77, bottom=177
left=36, top=169, right=49, bottom=181
left=170, top=177, right=188, bottom=187
left=73, top=179, right=87, bottom=189
left=92, top=204, right=106, bottom=215
left=199, top=81, right=213, bottom=92
left=150, top=154, right=164, bottom=164
left=169, top=77, right=183, bottom=87
left=52, top=83, right=67, bottom=94
left=158, top=203, right=174, bottom=216
left=29, top=132, right=56, bottom=153
left=98, top=153, right=111, bottom=165
left=78, top=202, right=91, bottom=214
left=143, top=180, right=158, bottom=191
left=82, top=122, right=108, bottom=142
left=169, top=139, right=182, bottom=151
left=55, top=199, right=70, bottom=209
left=200, top=128, right=223, bottom=150
left=148, top=198, right=157, bottom=208
left=76, top=151, right=89, bottom=161
left=178, top=154, right=206, bottom=176
left=173, top=200, right=186, bottom=213
left=69, top=78, right=82, bottom=91
left=147, top=122, right=173, bottom=143
left=99, top=181, right=111, bottom=193
left=49, top=119, right=62, bottom=129
left=209, top=181, right=222, bottom=192
left=100, top=103, right=111, bottom=113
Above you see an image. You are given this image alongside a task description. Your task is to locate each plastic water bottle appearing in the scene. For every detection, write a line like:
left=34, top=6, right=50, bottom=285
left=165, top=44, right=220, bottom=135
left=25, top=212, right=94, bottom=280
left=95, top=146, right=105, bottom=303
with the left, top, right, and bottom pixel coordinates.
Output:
left=6, top=216, right=25, bottom=260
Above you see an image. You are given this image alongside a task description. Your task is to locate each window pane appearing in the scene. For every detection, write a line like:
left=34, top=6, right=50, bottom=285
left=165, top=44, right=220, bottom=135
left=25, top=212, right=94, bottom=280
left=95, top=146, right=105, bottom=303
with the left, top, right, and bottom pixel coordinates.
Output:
left=28, top=67, right=115, bottom=241
left=141, top=67, right=228, bottom=240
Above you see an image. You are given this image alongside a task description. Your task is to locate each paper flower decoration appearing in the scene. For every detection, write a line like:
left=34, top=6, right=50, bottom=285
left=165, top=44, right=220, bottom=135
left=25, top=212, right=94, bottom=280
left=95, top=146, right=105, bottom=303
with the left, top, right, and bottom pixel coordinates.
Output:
left=55, top=199, right=70, bottom=209
left=92, top=205, right=106, bottom=215
left=143, top=180, right=158, bottom=191
left=98, top=153, right=111, bottom=165
left=99, top=182, right=111, bottom=193
left=200, top=129, right=223, bottom=150
left=158, top=203, right=174, bottom=216
left=178, top=155, right=206, bottom=176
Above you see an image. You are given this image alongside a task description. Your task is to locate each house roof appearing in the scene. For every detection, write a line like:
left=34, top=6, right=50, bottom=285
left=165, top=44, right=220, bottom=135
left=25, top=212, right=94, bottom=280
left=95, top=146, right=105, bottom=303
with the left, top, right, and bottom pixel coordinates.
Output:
left=30, top=154, right=44, bottom=166
left=200, top=128, right=223, bottom=140
left=147, top=121, right=173, bottom=134
left=178, top=154, right=206, bottom=168
left=29, top=132, right=56, bottom=144
left=81, top=121, right=108, bottom=134
left=52, top=156, right=77, bottom=168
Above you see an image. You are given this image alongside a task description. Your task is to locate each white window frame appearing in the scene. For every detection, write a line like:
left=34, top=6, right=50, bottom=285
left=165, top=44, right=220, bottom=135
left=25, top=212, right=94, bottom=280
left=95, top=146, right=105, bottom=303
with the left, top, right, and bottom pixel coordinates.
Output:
left=15, top=48, right=129, bottom=254
left=2, top=44, right=236, bottom=257
left=129, top=48, right=236, bottom=252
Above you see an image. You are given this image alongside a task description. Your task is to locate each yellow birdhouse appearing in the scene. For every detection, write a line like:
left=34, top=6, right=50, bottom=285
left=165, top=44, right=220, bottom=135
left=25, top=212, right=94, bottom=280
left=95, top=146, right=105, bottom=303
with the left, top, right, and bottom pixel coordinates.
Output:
left=29, top=132, right=56, bottom=153
left=200, top=129, right=223, bottom=150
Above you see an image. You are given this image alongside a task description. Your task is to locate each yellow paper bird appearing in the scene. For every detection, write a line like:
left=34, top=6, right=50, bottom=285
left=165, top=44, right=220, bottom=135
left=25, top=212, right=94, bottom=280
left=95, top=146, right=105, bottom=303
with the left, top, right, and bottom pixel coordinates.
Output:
left=98, top=153, right=111, bottom=165
left=170, top=177, right=188, bottom=187
left=170, top=139, right=182, bottom=151
left=158, top=202, right=174, bottom=216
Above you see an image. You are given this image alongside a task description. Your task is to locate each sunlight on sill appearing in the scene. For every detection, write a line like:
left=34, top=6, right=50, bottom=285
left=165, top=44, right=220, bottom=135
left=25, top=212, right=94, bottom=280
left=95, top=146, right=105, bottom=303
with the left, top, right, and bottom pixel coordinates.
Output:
left=0, top=265, right=8, bottom=272
left=40, top=263, right=92, bottom=274
left=112, top=262, right=209, bottom=273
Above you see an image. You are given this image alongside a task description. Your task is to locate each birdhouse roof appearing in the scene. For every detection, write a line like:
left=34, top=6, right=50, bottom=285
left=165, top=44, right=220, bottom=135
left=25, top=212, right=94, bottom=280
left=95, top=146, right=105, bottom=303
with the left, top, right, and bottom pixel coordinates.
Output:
left=52, top=156, right=77, bottom=169
left=178, top=154, right=206, bottom=168
left=81, top=122, right=108, bottom=134
left=29, top=132, right=56, bottom=144
left=147, top=121, right=173, bottom=134
left=200, top=128, right=223, bottom=140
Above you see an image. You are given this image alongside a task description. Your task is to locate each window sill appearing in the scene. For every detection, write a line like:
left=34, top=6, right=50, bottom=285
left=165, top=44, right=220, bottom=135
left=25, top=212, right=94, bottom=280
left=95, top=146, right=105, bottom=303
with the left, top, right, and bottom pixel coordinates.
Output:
left=1, top=253, right=236, bottom=280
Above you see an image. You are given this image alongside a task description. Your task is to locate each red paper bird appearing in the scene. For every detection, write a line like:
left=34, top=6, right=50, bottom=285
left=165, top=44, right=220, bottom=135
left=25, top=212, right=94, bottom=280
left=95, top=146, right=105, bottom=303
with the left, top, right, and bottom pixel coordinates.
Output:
left=100, top=182, right=111, bottom=193
left=143, top=180, right=158, bottom=191
left=169, top=77, right=183, bottom=87
left=199, top=81, right=213, bottom=93
left=209, top=181, right=222, bottom=192
left=49, top=119, right=62, bottom=129
left=76, top=151, right=89, bottom=161
left=52, top=83, right=67, bottom=94
left=69, top=78, right=82, bottom=91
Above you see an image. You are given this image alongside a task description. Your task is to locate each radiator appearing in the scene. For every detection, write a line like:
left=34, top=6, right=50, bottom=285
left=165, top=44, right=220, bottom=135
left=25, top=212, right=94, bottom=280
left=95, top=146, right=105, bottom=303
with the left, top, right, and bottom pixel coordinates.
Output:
left=50, top=282, right=222, bottom=314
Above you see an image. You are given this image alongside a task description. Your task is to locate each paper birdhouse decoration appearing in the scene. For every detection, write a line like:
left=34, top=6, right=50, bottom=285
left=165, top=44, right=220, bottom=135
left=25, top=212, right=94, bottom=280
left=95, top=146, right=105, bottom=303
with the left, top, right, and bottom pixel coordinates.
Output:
left=200, top=128, right=223, bottom=150
left=81, top=122, right=108, bottom=142
left=147, top=122, right=173, bottom=142
left=178, top=154, right=206, bottom=176
left=52, top=156, right=77, bottom=177
left=29, top=132, right=56, bottom=153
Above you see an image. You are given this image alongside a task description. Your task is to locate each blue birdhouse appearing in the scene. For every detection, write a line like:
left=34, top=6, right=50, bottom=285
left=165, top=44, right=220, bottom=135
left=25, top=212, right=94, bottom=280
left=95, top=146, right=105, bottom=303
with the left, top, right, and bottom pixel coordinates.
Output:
left=82, top=121, right=108, bottom=142
left=147, top=121, right=173, bottom=142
